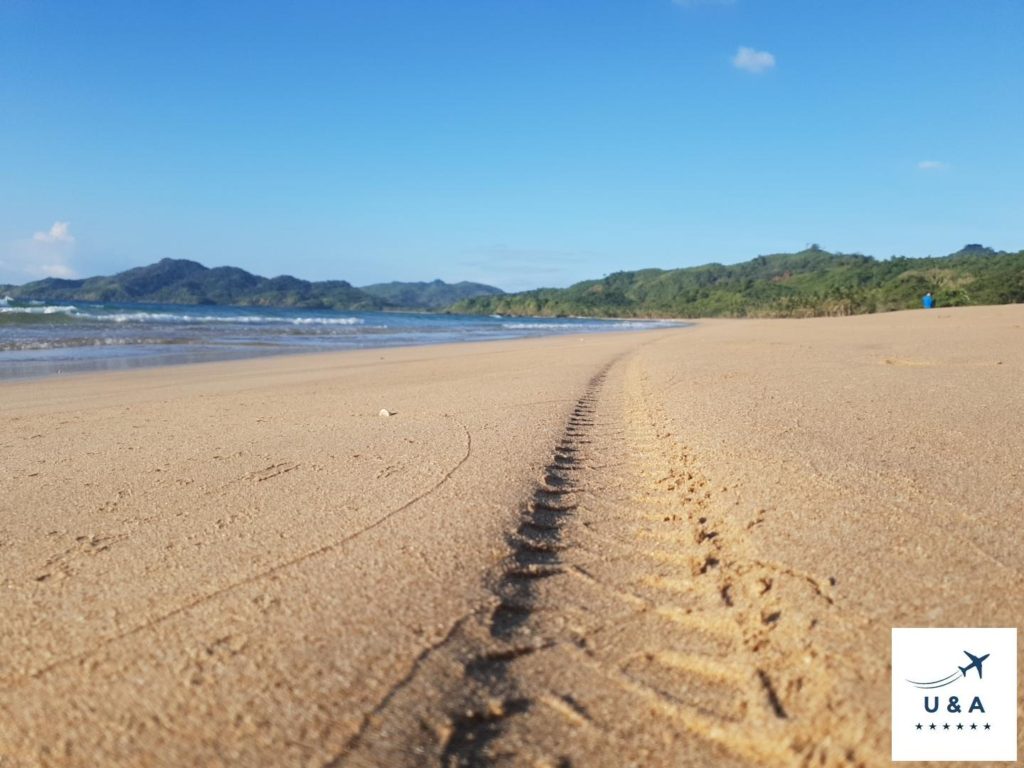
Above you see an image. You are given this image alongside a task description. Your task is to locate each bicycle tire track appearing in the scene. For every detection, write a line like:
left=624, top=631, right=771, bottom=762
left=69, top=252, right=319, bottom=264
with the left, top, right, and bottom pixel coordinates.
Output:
left=336, top=351, right=883, bottom=766
left=332, top=365, right=615, bottom=767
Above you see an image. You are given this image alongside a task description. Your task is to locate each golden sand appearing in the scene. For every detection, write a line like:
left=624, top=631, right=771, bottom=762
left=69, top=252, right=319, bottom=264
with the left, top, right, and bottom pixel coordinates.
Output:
left=2, top=305, right=1022, bottom=766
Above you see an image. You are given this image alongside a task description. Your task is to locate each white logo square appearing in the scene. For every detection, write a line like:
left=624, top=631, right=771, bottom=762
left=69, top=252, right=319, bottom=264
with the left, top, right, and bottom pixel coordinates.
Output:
left=892, top=627, right=1017, bottom=762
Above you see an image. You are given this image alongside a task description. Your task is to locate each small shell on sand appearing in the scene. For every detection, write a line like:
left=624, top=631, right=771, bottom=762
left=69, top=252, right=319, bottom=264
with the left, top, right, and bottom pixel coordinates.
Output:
left=379, top=409, right=393, bottom=417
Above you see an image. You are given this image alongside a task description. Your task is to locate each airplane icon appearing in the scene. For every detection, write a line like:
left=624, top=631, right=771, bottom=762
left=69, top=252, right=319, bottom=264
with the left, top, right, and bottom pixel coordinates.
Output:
left=959, top=651, right=990, bottom=679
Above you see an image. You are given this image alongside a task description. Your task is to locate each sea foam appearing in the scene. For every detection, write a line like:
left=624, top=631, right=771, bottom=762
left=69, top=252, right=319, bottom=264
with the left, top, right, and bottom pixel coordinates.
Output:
left=73, top=310, right=365, bottom=325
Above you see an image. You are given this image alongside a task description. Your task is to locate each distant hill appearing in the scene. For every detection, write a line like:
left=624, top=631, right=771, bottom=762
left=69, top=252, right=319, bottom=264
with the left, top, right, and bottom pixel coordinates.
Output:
left=451, top=245, right=1024, bottom=318
left=4, top=247, right=1021, bottom=318
left=0, top=259, right=501, bottom=312
left=360, top=279, right=503, bottom=309
left=1, top=259, right=382, bottom=310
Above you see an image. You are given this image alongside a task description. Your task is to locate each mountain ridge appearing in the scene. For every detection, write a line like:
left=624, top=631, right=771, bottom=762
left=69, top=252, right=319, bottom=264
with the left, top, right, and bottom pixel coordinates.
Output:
left=3, top=245, right=1022, bottom=317
left=0, top=259, right=503, bottom=311
left=359, top=279, right=504, bottom=309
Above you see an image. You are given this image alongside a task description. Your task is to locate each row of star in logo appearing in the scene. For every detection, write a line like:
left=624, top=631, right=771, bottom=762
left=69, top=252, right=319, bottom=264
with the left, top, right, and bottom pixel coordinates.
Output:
left=914, top=723, right=992, bottom=731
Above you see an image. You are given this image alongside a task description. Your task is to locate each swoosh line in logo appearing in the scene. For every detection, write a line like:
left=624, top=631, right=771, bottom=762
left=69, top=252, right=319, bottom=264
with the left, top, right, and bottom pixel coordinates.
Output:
left=906, top=670, right=961, bottom=689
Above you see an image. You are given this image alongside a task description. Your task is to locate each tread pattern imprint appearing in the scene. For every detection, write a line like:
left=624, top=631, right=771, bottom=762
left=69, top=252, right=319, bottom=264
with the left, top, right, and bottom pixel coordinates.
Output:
left=332, top=351, right=884, bottom=767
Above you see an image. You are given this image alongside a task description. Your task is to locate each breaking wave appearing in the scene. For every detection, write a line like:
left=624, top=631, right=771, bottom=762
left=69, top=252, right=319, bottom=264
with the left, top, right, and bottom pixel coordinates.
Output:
left=0, top=304, right=79, bottom=315
left=74, top=311, right=365, bottom=325
left=0, top=305, right=364, bottom=326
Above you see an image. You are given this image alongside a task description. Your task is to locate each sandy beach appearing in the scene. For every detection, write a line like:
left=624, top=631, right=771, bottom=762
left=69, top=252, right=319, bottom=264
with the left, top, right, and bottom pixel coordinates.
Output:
left=2, top=305, right=1022, bottom=767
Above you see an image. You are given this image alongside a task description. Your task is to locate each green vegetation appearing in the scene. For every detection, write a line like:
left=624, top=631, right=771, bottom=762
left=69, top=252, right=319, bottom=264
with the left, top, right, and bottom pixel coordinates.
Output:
left=1, top=259, right=503, bottom=311
left=451, top=245, right=1024, bottom=318
left=4, top=246, right=1021, bottom=318
left=360, top=279, right=503, bottom=309
left=1, top=259, right=380, bottom=310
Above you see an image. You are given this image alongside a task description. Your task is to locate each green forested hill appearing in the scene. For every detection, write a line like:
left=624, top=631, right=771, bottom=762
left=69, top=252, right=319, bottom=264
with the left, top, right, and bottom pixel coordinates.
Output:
left=451, top=245, right=1024, bottom=318
left=360, top=279, right=503, bottom=309
left=4, top=247, right=1022, bottom=318
left=0, top=259, right=501, bottom=311
left=1, top=259, right=384, bottom=310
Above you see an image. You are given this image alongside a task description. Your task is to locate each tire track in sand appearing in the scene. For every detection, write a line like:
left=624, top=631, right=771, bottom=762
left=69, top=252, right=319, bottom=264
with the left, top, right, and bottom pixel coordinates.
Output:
left=335, top=351, right=883, bottom=767
left=333, top=364, right=615, bottom=767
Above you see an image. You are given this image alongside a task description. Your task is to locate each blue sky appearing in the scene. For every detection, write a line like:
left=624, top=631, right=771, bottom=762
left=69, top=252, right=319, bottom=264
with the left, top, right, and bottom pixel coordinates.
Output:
left=1, top=0, right=1022, bottom=290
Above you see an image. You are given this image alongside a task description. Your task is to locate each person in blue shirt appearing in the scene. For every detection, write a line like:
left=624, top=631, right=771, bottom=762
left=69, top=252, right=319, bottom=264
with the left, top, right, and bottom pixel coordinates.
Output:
left=922, top=292, right=935, bottom=309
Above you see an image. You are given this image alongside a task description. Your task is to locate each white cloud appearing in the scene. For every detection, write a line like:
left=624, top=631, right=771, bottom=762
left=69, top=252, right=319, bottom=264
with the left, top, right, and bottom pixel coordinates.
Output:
left=917, top=160, right=949, bottom=171
left=733, top=46, right=776, bottom=74
left=33, top=221, right=75, bottom=244
left=0, top=222, right=79, bottom=284
left=0, top=252, right=77, bottom=283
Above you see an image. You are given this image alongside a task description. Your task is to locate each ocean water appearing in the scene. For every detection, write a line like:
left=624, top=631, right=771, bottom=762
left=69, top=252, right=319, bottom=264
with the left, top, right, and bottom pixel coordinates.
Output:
left=0, top=298, right=684, bottom=380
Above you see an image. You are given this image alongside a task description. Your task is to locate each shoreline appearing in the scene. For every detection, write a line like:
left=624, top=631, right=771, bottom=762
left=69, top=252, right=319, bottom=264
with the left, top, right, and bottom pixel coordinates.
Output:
left=2, top=306, right=1022, bottom=765
left=0, top=302, right=689, bottom=383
